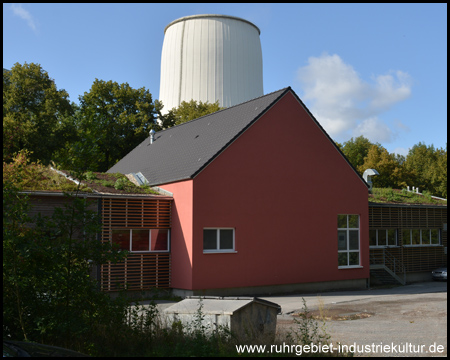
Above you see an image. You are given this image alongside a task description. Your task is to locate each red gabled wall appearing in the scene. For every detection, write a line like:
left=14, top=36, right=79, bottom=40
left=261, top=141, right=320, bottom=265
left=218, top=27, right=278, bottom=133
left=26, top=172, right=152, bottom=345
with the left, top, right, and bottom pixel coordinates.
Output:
left=190, top=90, right=369, bottom=291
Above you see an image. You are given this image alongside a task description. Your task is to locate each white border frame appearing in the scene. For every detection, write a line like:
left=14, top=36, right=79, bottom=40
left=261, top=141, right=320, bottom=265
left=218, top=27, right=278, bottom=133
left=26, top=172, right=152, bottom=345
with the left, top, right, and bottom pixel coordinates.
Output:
left=111, top=229, right=170, bottom=253
left=203, top=228, right=236, bottom=253
left=338, top=214, right=361, bottom=268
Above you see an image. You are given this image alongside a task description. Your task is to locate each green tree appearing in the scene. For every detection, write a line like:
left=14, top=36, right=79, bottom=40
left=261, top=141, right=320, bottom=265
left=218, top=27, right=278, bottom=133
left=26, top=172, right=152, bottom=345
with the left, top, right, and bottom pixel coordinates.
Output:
left=3, top=62, right=76, bottom=164
left=358, top=144, right=407, bottom=189
left=404, top=142, right=447, bottom=198
left=340, top=136, right=377, bottom=172
left=3, top=152, right=128, bottom=350
left=64, top=79, right=160, bottom=172
left=163, top=99, right=223, bottom=126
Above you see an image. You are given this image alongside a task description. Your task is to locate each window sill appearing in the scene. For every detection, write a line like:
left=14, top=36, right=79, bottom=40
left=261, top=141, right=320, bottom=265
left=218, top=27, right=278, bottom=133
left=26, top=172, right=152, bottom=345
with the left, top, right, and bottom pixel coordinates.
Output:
left=338, top=266, right=364, bottom=269
left=203, top=250, right=237, bottom=254
left=402, top=244, right=442, bottom=247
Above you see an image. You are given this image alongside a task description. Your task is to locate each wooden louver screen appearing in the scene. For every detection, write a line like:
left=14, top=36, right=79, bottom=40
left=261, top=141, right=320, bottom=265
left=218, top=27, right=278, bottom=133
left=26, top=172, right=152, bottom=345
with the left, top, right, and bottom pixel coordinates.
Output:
left=369, top=205, right=447, bottom=272
left=100, top=197, right=172, bottom=291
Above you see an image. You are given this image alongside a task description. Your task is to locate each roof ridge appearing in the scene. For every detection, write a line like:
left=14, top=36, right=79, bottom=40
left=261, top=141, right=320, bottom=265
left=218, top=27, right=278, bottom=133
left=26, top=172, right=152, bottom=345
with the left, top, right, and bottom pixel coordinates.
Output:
left=156, top=87, right=291, bottom=134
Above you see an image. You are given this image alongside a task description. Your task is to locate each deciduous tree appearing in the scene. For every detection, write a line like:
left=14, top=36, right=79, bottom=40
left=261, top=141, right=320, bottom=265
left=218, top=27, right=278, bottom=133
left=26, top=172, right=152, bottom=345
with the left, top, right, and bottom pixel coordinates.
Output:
left=3, top=62, right=76, bottom=164
left=67, top=79, right=160, bottom=172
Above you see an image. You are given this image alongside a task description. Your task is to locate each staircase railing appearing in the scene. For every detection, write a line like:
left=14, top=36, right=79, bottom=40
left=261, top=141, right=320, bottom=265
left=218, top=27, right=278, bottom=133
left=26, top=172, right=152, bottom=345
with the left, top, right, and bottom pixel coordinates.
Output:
left=370, top=249, right=406, bottom=285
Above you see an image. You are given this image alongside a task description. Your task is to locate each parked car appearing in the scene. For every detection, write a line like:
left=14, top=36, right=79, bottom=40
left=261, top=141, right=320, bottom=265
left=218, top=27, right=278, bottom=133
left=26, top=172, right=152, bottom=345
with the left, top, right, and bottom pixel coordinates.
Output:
left=431, top=267, right=447, bottom=281
left=3, top=340, right=89, bottom=357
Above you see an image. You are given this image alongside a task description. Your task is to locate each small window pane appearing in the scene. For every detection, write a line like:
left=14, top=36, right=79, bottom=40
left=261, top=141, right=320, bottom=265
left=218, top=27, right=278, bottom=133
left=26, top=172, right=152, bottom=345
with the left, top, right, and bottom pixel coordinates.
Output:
left=402, top=229, right=411, bottom=245
left=411, top=229, right=420, bottom=245
left=132, top=230, right=150, bottom=251
left=349, top=252, right=359, bottom=266
left=430, top=229, right=440, bottom=245
left=151, top=229, right=169, bottom=251
left=338, top=252, right=348, bottom=266
left=349, top=230, right=359, bottom=250
left=421, top=230, right=430, bottom=245
left=219, top=229, right=233, bottom=250
left=348, top=215, right=359, bottom=228
left=338, top=231, right=347, bottom=250
left=378, top=230, right=387, bottom=246
left=387, top=229, right=397, bottom=246
left=203, top=229, right=217, bottom=250
left=112, top=229, right=130, bottom=250
left=337, top=215, right=347, bottom=228
left=369, top=230, right=377, bottom=246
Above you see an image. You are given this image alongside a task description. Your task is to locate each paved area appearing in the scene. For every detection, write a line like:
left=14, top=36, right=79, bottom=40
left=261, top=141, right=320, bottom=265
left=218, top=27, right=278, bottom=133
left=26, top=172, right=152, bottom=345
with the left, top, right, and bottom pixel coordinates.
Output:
left=261, top=281, right=447, bottom=357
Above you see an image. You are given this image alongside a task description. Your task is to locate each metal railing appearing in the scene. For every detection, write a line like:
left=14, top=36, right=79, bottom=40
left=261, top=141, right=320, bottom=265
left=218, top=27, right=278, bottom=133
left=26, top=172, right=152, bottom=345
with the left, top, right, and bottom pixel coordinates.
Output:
left=370, top=249, right=406, bottom=285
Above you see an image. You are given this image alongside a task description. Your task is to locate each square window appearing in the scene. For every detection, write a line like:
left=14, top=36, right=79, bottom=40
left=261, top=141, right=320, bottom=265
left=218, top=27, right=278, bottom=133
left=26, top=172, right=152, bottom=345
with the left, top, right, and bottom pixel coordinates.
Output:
left=402, top=229, right=411, bottom=245
left=349, top=252, right=359, bottom=266
left=338, top=215, right=347, bottom=228
left=203, top=229, right=218, bottom=250
left=349, top=230, right=359, bottom=250
left=387, top=229, right=397, bottom=246
left=378, top=230, right=387, bottom=246
left=338, top=252, right=348, bottom=267
left=338, top=231, right=347, bottom=250
left=430, top=229, right=440, bottom=245
left=348, top=215, right=359, bottom=229
left=219, top=229, right=234, bottom=250
left=411, top=229, right=420, bottom=245
left=369, top=230, right=377, bottom=246
left=203, top=228, right=235, bottom=252
left=151, top=229, right=170, bottom=251
left=112, top=229, right=130, bottom=250
left=421, top=230, right=431, bottom=245
left=132, top=229, right=150, bottom=251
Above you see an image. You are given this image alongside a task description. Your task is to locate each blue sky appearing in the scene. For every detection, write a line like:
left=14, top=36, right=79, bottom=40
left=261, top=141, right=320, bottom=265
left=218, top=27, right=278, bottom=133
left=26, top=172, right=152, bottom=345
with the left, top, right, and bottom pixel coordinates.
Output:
left=3, top=3, right=447, bottom=156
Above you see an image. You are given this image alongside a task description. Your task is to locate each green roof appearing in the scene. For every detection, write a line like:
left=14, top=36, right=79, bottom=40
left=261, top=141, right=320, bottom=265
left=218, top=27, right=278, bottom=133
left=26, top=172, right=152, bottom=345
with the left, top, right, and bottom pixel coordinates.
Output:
left=369, top=188, right=447, bottom=206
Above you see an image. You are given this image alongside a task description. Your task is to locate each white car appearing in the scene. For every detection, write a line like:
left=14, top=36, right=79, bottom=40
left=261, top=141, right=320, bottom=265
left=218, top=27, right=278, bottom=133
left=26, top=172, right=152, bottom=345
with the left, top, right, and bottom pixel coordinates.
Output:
left=431, top=267, right=447, bottom=281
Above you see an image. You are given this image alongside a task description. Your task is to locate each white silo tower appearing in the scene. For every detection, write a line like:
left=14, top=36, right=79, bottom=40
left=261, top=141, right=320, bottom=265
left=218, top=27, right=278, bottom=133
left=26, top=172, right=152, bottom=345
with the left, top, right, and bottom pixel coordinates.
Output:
left=159, top=14, right=264, bottom=113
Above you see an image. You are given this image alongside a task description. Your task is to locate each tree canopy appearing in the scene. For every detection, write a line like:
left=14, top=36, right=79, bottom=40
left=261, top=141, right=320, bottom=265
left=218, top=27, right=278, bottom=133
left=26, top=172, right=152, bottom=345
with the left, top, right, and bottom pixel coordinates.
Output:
left=162, top=99, right=223, bottom=126
left=3, top=62, right=76, bottom=164
left=57, top=79, right=160, bottom=172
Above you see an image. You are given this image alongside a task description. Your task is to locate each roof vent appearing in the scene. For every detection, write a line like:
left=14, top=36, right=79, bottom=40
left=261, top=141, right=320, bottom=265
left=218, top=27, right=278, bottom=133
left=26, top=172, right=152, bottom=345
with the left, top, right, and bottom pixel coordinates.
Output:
left=363, top=169, right=379, bottom=193
left=149, top=129, right=156, bottom=144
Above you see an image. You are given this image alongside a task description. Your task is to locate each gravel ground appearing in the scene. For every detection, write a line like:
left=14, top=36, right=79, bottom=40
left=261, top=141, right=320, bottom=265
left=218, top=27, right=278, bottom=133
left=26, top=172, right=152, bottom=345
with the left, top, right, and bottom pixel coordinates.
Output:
left=269, top=282, right=447, bottom=357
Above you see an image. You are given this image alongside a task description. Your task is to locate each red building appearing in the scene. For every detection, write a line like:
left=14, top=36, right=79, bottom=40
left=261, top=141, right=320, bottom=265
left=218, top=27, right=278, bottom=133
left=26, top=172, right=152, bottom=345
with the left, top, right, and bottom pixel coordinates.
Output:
left=109, top=87, right=370, bottom=295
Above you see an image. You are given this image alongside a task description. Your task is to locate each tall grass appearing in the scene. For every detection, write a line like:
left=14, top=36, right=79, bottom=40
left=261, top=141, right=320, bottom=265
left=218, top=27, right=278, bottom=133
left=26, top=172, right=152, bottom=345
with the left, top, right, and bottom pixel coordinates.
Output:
left=83, top=297, right=350, bottom=357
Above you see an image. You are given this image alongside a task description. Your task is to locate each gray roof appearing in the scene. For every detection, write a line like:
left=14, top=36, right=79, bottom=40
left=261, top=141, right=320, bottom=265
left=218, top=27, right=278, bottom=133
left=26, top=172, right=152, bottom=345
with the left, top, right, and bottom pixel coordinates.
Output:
left=108, top=87, right=367, bottom=188
left=164, top=297, right=280, bottom=315
left=107, top=88, right=289, bottom=186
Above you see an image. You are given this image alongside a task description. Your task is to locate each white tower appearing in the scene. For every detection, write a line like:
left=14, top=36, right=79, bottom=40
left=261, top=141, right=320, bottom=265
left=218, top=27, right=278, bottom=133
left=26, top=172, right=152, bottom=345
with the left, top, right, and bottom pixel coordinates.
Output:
left=159, top=14, right=264, bottom=113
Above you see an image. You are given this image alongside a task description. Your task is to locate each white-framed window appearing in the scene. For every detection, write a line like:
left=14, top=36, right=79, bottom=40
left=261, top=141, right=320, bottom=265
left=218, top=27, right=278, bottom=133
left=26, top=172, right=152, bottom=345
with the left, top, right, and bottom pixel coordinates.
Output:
left=203, top=228, right=235, bottom=253
left=111, top=229, right=170, bottom=252
left=369, top=229, right=397, bottom=247
left=338, top=215, right=360, bottom=267
left=402, top=229, right=441, bottom=246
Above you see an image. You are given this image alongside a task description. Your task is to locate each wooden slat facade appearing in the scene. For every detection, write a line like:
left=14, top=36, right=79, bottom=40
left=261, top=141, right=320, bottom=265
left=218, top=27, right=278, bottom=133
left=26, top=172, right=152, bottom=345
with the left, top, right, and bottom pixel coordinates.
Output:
left=369, top=204, right=447, bottom=273
left=100, top=197, right=172, bottom=291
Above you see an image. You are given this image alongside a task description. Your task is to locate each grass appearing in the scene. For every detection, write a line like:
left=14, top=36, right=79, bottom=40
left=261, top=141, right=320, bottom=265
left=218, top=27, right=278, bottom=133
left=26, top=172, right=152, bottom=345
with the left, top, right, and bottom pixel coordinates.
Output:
left=369, top=188, right=446, bottom=205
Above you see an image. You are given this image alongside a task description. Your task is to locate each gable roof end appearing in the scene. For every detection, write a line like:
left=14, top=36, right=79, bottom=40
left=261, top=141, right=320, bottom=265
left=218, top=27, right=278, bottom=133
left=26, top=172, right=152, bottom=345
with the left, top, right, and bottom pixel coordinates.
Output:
left=108, top=87, right=367, bottom=188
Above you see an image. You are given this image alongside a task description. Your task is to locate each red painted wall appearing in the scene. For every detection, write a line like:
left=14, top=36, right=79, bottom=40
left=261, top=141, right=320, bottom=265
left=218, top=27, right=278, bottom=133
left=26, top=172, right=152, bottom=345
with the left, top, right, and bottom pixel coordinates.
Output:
left=189, top=91, right=369, bottom=291
left=159, top=180, right=194, bottom=290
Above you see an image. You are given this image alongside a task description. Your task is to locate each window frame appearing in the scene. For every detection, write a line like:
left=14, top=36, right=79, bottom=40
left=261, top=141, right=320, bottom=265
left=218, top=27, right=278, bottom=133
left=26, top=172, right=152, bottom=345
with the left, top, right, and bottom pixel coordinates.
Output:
left=111, top=228, right=170, bottom=253
left=337, top=215, right=361, bottom=268
left=203, top=228, right=236, bottom=253
left=369, top=229, right=398, bottom=248
left=402, top=229, right=441, bottom=247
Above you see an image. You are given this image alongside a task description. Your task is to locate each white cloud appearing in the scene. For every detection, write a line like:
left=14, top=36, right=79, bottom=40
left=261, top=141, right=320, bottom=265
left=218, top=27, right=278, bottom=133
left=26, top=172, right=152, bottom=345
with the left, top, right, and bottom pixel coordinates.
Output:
left=296, top=54, right=412, bottom=144
left=10, top=4, right=37, bottom=33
